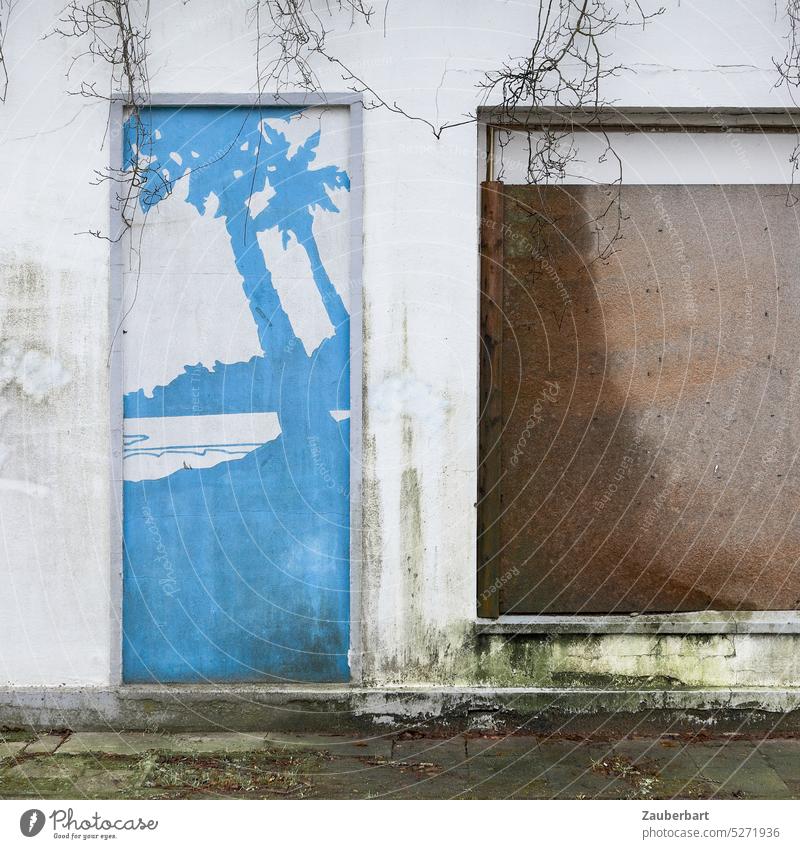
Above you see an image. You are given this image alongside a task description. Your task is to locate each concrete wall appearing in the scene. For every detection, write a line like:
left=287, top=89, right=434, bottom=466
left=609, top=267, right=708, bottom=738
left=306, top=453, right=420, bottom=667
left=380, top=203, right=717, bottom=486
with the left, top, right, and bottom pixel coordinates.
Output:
left=1, top=0, right=800, bottom=692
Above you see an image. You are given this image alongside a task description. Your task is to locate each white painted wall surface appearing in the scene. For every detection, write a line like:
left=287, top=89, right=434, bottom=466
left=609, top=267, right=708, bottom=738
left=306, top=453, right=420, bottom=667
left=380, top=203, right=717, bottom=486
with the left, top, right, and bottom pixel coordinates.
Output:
left=495, top=131, right=799, bottom=184
left=1, top=0, right=799, bottom=686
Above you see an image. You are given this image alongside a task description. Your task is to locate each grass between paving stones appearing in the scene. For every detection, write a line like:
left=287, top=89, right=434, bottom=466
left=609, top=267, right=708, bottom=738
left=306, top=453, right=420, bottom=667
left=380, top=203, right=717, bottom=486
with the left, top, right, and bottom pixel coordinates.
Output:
left=590, top=754, right=661, bottom=799
left=0, top=745, right=332, bottom=800
left=2, top=734, right=795, bottom=800
left=356, top=754, right=445, bottom=778
left=589, top=753, right=726, bottom=800
left=135, top=747, right=329, bottom=798
left=0, top=728, right=37, bottom=743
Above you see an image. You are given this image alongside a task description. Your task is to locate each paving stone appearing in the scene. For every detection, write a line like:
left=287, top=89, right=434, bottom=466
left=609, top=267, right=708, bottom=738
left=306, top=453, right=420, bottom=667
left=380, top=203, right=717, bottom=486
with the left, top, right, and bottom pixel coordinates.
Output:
left=310, top=762, right=434, bottom=799
left=463, top=758, right=554, bottom=799
left=171, top=732, right=268, bottom=753
left=47, top=732, right=275, bottom=756
left=586, top=741, right=705, bottom=800
left=464, top=736, right=551, bottom=797
left=0, top=741, right=27, bottom=759
left=1, top=757, right=88, bottom=797
left=651, top=751, right=710, bottom=783
left=644, top=738, right=708, bottom=777
left=1, top=732, right=798, bottom=800
left=68, top=767, right=141, bottom=799
left=310, top=756, right=395, bottom=796
left=655, top=776, right=721, bottom=800
left=316, top=755, right=473, bottom=800
left=392, top=735, right=468, bottom=767
left=467, top=734, right=540, bottom=758
left=0, top=730, right=36, bottom=744
left=389, top=736, right=471, bottom=792
left=689, top=743, right=793, bottom=799
left=384, top=770, right=475, bottom=799
left=23, top=734, right=66, bottom=754
left=609, top=738, right=703, bottom=781
left=538, top=761, right=625, bottom=799
left=532, top=740, right=646, bottom=799
left=458, top=775, right=551, bottom=799
left=309, top=736, right=473, bottom=800
left=534, top=739, right=601, bottom=772
left=58, top=732, right=171, bottom=755
left=0, top=756, right=141, bottom=800
left=266, top=731, right=393, bottom=759
left=596, top=739, right=796, bottom=800
left=756, top=740, right=800, bottom=783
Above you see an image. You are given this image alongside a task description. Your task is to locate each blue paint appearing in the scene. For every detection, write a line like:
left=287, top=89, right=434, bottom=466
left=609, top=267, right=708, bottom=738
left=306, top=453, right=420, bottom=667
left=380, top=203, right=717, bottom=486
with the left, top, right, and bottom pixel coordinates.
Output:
left=122, top=107, right=350, bottom=683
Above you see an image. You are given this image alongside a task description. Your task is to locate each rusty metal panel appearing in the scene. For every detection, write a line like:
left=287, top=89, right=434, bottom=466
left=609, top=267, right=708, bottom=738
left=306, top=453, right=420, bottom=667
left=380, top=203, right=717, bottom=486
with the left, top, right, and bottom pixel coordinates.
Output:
left=495, top=184, right=800, bottom=614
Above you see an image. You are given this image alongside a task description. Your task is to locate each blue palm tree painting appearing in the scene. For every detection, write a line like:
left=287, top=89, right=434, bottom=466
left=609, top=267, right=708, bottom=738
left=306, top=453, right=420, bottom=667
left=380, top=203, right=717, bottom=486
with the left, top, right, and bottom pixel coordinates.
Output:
left=121, top=106, right=351, bottom=682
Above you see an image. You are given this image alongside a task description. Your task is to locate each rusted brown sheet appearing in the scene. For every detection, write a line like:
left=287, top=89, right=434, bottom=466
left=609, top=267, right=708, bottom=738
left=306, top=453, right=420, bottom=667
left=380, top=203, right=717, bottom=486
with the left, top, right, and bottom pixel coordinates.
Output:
left=495, top=184, right=800, bottom=613
left=477, top=181, right=505, bottom=617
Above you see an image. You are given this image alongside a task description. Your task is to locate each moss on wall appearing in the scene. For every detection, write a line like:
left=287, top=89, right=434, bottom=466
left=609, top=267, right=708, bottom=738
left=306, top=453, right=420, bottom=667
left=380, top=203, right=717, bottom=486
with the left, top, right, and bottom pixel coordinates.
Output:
left=467, top=633, right=800, bottom=688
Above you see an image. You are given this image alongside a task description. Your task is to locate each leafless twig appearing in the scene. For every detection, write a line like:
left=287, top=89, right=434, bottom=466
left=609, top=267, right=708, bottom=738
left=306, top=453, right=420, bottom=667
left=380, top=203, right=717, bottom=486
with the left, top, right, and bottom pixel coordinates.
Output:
left=250, top=1, right=661, bottom=261
left=0, top=0, right=14, bottom=103
left=484, top=0, right=663, bottom=260
left=53, top=0, right=153, bottom=235
left=774, top=1, right=800, bottom=198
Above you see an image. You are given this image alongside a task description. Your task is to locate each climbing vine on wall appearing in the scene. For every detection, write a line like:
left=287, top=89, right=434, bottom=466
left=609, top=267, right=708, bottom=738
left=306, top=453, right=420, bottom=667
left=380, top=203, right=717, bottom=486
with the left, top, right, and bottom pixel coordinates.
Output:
left=30, top=1, right=800, bottom=246
left=0, top=0, right=668, bottom=252
left=52, top=0, right=153, bottom=235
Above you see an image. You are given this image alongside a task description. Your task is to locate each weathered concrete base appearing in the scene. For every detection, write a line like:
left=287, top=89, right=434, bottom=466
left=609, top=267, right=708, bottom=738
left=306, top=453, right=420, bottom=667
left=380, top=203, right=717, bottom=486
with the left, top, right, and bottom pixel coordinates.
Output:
left=2, top=686, right=800, bottom=735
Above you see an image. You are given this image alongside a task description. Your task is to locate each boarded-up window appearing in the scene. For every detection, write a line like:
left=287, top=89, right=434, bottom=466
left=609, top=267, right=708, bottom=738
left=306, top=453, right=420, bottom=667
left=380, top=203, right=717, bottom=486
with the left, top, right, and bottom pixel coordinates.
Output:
left=478, top=181, right=800, bottom=615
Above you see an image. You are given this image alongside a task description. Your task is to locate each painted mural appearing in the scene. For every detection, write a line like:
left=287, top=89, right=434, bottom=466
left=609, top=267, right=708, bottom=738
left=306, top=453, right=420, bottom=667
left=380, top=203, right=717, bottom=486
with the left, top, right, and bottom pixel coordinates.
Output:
left=121, top=106, right=351, bottom=682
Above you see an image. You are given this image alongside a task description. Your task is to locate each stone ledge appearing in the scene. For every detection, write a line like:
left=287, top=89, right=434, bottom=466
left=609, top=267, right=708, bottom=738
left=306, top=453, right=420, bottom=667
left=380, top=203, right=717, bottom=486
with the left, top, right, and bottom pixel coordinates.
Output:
left=1, top=685, right=800, bottom=734
left=476, top=611, right=800, bottom=635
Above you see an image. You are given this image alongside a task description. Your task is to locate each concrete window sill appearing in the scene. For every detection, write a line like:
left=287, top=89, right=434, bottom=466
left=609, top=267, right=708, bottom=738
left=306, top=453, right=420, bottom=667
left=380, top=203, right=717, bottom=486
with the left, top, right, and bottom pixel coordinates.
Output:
left=475, top=611, right=800, bottom=635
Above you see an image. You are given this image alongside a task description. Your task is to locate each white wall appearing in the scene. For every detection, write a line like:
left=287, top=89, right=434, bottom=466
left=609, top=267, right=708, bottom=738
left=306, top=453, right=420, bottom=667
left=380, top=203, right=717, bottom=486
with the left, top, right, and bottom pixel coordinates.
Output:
left=0, top=0, right=797, bottom=685
left=495, top=130, right=799, bottom=184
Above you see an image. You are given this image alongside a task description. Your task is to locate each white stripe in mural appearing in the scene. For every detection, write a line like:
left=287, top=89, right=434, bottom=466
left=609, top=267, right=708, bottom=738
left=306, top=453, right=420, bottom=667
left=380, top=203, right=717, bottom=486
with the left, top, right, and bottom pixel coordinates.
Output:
left=123, top=412, right=282, bottom=481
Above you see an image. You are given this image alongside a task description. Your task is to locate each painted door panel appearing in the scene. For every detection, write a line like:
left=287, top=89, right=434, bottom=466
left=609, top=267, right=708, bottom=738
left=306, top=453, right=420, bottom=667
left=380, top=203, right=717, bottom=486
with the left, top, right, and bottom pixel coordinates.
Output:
left=121, top=106, right=351, bottom=682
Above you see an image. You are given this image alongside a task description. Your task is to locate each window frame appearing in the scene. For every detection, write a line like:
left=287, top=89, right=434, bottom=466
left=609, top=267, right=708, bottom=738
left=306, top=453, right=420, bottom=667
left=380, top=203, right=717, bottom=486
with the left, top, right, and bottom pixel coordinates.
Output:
left=476, top=106, right=800, bottom=634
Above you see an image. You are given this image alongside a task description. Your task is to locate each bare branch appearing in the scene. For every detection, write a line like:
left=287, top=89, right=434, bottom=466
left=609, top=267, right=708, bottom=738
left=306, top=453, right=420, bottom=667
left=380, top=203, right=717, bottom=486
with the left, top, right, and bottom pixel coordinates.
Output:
left=774, top=1, right=800, bottom=195
left=43, top=0, right=663, bottom=265
left=484, top=0, right=663, bottom=261
left=250, top=0, right=373, bottom=98
left=52, top=1, right=153, bottom=233
left=0, top=0, right=14, bottom=103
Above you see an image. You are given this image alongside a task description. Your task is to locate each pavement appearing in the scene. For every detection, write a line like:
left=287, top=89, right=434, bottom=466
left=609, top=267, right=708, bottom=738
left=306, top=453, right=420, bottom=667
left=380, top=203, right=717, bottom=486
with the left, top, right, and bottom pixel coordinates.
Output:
left=1, top=729, right=799, bottom=799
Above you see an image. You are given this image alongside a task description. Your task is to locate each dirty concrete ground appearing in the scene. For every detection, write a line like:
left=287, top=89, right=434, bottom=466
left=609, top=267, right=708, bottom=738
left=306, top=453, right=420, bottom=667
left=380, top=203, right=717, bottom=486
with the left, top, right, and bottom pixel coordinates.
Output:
left=1, top=729, right=799, bottom=800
